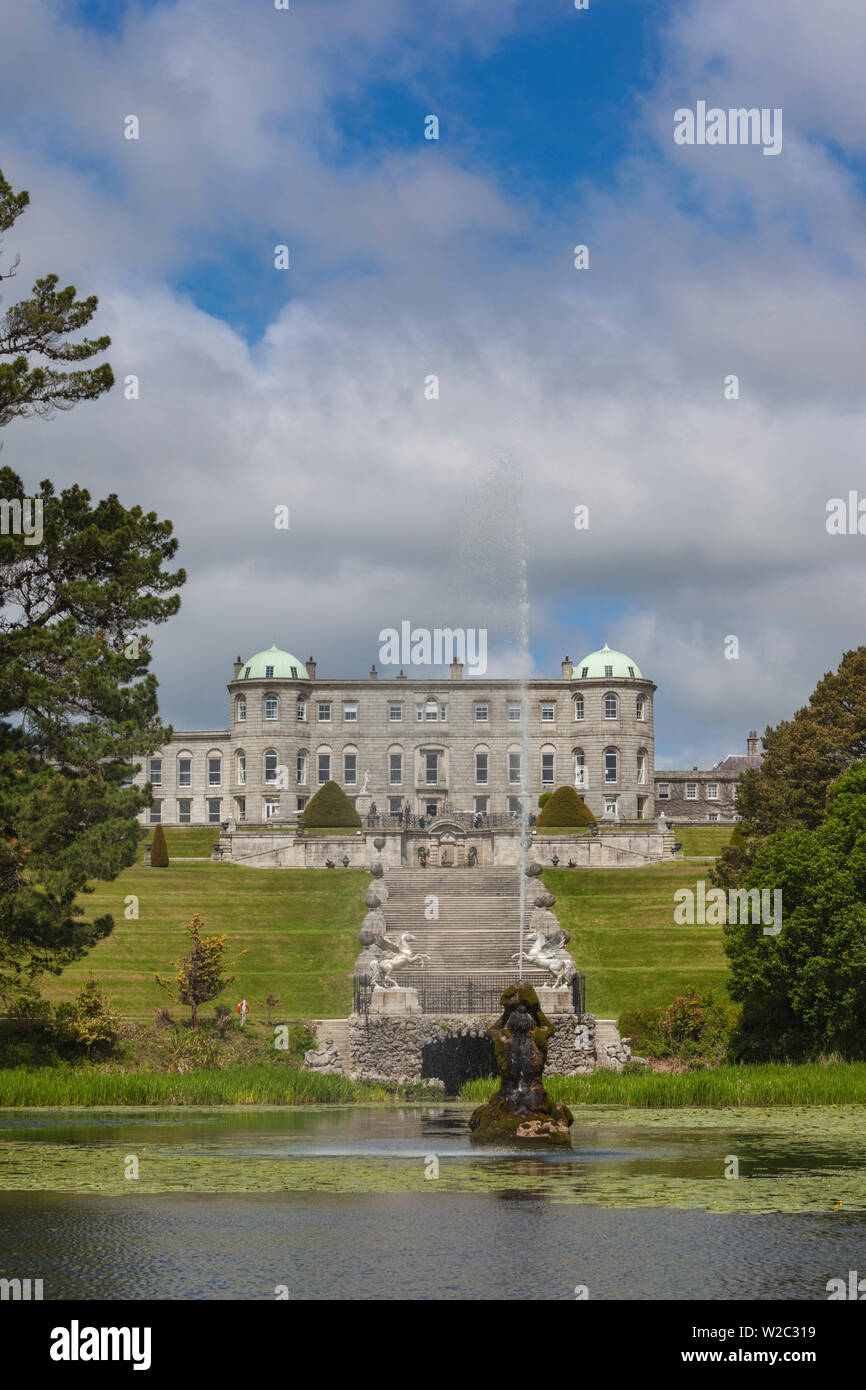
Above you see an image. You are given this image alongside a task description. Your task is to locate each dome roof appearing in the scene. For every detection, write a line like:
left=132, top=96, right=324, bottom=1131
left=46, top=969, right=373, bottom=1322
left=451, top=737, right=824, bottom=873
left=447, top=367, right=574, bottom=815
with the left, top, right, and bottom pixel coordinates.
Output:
left=573, top=642, right=642, bottom=680
left=238, top=645, right=308, bottom=680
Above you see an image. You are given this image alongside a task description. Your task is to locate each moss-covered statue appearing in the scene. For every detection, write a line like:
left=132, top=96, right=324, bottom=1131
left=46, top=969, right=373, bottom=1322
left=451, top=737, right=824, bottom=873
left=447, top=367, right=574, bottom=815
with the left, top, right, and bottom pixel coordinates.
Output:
left=469, top=983, right=573, bottom=1148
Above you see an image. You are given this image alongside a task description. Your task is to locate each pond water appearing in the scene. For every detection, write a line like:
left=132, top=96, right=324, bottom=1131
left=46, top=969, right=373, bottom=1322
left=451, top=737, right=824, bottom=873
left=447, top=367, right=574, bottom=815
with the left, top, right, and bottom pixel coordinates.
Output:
left=1, top=1105, right=864, bottom=1299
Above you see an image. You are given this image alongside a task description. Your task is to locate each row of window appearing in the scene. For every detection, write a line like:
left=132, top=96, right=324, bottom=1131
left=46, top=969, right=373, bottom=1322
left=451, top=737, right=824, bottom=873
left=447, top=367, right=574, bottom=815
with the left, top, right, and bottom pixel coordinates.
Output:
left=150, top=746, right=649, bottom=790
left=148, top=793, right=659, bottom=826
left=232, top=694, right=650, bottom=724
left=657, top=782, right=721, bottom=800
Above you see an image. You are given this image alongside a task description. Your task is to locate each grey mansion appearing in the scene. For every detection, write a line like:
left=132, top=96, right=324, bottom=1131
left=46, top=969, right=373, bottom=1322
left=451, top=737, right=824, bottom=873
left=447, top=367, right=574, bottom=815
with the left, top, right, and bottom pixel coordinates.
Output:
left=135, top=642, right=758, bottom=829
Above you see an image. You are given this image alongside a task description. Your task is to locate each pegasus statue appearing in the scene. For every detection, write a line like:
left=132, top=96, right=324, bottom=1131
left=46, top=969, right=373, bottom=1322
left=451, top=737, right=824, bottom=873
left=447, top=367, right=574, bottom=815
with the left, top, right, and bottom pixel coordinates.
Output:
left=369, top=932, right=431, bottom=989
left=512, top=928, right=576, bottom=989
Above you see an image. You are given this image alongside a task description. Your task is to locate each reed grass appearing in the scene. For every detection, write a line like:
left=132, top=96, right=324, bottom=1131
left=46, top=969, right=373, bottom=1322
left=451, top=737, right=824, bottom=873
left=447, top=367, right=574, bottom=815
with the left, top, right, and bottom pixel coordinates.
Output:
left=0, top=1065, right=395, bottom=1107
left=458, top=1062, right=866, bottom=1108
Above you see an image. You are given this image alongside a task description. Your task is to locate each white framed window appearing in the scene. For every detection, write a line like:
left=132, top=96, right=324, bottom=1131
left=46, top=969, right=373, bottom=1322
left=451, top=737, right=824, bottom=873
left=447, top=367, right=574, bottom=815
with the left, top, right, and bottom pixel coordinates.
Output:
left=637, top=796, right=647, bottom=819
left=637, top=750, right=647, bottom=785
left=318, top=753, right=331, bottom=784
left=541, top=702, right=555, bottom=722
left=604, top=664, right=613, bottom=678
left=317, top=702, right=331, bottom=722
left=265, top=665, right=275, bottom=679
left=344, top=753, right=357, bottom=785
left=296, top=697, right=307, bottom=722
left=149, top=802, right=162, bottom=824
left=475, top=702, right=489, bottom=722
left=264, top=751, right=278, bottom=785
left=604, top=693, right=618, bottom=719
left=296, top=751, right=307, bottom=785
left=508, top=795, right=522, bottom=815
left=343, top=702, right=358, bottom=722
left=541, top=750, right=555, bottom=784
left=707, top=783, right=719, bottom=800
left=389, top=703, right=403, bottom=722
left=628, top=666, right=635, bottom=679
left=573, top=694, right=584, bottom=721
left=388, top=796, right=403, bottom=814
left=425, top=698, right=439, bottom=722
left=177, top=799, right=191, bottom=825
left=236, top=753, right=246, bottom=785
left=475, top=752, right=488, bottom=785
left=389, top=753, right=402, bottom=785
left=508, top=702, right=522, bottom=722
left=508, top=751, right=521, bottom=785
left=474, top=795, right=488, bottom=814
left=264, top=695, right=278, bottom=720
left=416, top=705, right=423, bottom=722
left=604, top=749, right=618, bottom=783
left=290, top=666, right=298, bottom=679
left=707, top=812, right=719, bottom=822
left=264, top=797, right=280, bottom=820
left=605, top=796, right=618, bottom=817
left=573, top=749, right=585, bottom=788
left=177, top=756, right=191, bottom=787
left=297, top=796, right=308, bottom=812
left=686, top=783, right=698, bottom=800
left=636, top=696, right=645, bottom=720
left=149, top=758, right=162, bottom=786
left=657, top=782, right=670, bottom=799
left=236, top=796, right=246, bottom=822
left=236, top=696, right=246, bottom=722
left=208, top=757, right=222, bottom=787
left=580, top=666, right=589, bottom=678
left=439, top=703, right=447, bottom=721
left=207, top=798, right=221, bottom=824
left=425, top=752, right=439, bottom=785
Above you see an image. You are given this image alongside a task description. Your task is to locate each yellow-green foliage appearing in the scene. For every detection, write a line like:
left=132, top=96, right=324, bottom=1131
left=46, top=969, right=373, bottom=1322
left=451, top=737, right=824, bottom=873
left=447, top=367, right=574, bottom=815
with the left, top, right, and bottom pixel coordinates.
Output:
left=52, top=976, right=119, bottom=1052
left=536, top=784, right=596, bottom=828
left=155, top=912, right=246, bottom=1030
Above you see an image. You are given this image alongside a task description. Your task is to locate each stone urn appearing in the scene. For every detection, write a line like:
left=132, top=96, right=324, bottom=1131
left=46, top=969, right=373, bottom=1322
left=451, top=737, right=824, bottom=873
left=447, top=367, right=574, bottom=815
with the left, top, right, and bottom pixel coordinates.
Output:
left=469, top=983, right=573, bottom=1148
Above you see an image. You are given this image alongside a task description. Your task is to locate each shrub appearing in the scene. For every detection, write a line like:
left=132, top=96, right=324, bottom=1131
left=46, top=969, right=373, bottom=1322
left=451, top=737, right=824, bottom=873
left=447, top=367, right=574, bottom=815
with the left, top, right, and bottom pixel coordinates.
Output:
left=538, top=793, right=552, bottom=809
left=150, top=823, right=169, bottom=867
left=620, top=991, right=737, bottom=1065
left=289, top=1023, right=316, bottom=1060
left=52, top=977, right=120, bottom=1054
left=300, top=780, right=362, bottom=828
left=536, top=785, right=596, bottom=828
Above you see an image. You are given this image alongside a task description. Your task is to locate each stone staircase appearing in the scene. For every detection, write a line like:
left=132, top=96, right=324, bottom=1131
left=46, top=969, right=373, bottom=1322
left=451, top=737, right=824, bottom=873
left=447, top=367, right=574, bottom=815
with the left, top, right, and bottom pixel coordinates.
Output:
left=312, top=1018, right=352, bottom=1068
left=380, top=867, right=530, bottom=974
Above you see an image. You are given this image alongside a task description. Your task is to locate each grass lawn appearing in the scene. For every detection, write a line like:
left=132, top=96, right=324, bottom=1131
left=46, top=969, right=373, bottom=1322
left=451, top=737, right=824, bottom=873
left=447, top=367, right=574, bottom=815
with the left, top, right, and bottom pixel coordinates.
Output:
left=544, top=862, right=728, bottom=1021
left=139, top=826, right=219, bottom=857
left=674, top=824, right=734, bottom=856
left=54, top=862, right=366, bottom=1020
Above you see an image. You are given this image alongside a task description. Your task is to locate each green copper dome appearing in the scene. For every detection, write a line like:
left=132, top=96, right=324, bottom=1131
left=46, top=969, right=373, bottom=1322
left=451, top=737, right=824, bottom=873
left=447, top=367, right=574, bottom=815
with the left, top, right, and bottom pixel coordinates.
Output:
left=573, top=642, right=642, bottom=680
left=238, top=645, right=308, bottom=680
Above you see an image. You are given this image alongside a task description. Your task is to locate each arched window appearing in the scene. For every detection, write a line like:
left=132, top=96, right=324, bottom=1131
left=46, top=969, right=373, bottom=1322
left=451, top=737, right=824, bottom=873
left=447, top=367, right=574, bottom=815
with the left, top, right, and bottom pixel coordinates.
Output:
left=264, top=694, right=279, bottom=721
left=297, top=696, right=307, bottom=722
left=474, top=744, right=490, bottom=786
left=507, top=745, right=521, bottom=786
left=296, top=750, right=307, bottom=785
left=343, top=745, right=358, bottom=786
left=541, top=744, right=555, bottom=785
left=573, top=748, right=586, bottom=789
left=604, top=692, right=618, bottom=719
left=604, top=748, right=618, bottom=783
left=425, top=697, right=439, bottom=722
left=236, top=751, right=246, bottom=785
left=573, top=694, right=584, bottom=721
left=236, top=696, right=246, bottom=722
left=388, top=746, right=403, bottom=786
left=636, top=695, right=645, bottom=721
left=637, top=748, right=647, bottom=784
left=177, top=751, right=192, bottom=788
left=207, top=752, right=222, bottom=787
left=264, top=750, right=278, bottom=785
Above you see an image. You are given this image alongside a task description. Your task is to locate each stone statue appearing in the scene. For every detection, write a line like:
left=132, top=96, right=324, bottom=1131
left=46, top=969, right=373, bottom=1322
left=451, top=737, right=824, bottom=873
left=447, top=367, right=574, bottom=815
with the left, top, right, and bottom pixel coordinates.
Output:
left=512, top=928, right=576, bottom=988
left=303, top=1037, right=343, bottom=1074
left=467, top=845, right=478, bottom=866
left=369, top=932, right=431, bottom=988
left=469, top=984, right=573, bottom=1147
left=361, top=769, right=371, bottom=795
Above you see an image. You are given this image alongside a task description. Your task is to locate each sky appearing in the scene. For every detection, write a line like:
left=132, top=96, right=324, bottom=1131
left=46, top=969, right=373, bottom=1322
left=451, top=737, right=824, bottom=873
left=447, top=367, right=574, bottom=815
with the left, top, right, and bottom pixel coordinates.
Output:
left=1, top=0, right=865, bottom=768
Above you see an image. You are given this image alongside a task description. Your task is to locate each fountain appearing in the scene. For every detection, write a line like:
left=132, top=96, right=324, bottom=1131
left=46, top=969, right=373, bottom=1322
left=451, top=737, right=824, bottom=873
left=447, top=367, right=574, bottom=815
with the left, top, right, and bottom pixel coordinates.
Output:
left=468, top=983, right=574, bottom=1147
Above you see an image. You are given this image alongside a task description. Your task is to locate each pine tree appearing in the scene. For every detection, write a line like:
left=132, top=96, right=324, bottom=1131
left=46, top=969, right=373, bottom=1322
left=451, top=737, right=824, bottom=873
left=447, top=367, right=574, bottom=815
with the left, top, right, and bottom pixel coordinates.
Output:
left=150, top=824, right=169, bottom=868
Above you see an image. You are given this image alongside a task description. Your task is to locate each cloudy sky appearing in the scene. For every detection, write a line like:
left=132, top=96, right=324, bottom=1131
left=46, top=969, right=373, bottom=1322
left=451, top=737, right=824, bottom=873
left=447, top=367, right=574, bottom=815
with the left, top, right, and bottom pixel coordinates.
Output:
left=2, top=0, right=864, bottom=767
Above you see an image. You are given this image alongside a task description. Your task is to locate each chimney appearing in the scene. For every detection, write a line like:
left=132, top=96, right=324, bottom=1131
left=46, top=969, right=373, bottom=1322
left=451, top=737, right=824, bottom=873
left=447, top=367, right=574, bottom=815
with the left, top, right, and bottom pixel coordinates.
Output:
left=747, top=730, right=759, bottom=757
left=306, top=656, right=316, bottom=679
left=561, top=655, right=573, bottom=680
left=233, top=655, right=243, bottom=679
left=450, top=658, right=463, bottom=680
left=369, top=664, right=378, bottom=679
left=396, top=668, right=407, bottom=680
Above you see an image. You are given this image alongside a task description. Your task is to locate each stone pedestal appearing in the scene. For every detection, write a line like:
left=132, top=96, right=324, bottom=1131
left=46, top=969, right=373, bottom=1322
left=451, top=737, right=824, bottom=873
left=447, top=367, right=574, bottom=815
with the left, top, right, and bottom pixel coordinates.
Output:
left=369, top=986, right=421, bottom=1015
left=536, top=986, right=573, bottom=1015
left=355, top=793, right=373, bottom=820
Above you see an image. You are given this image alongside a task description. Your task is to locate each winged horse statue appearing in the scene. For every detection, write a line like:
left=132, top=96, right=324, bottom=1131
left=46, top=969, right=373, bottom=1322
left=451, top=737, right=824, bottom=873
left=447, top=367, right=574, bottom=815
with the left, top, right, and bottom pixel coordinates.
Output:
left=512, top=929, right=576, bottom=989
left=369, top=932, right=431, bottom=989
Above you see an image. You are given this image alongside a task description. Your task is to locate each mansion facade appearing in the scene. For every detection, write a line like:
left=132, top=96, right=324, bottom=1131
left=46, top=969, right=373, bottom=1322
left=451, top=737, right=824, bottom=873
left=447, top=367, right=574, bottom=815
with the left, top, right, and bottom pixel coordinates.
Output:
left=134, top=641, right=758, bottom=828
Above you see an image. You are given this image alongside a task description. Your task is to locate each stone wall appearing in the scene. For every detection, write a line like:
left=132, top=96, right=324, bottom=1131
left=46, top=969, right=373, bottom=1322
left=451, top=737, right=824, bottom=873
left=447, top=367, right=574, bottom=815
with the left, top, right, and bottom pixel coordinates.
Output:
left=346, top=1011, right=599, bottom=1082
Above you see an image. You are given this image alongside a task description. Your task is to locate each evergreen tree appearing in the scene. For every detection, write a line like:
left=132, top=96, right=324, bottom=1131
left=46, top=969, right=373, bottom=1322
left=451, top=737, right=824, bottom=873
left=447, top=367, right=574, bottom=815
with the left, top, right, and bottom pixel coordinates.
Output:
left=0, top=169, right=113, bottom=424
left=536, top=785, right=596, bottom=828
left=155, top=912, right=244, bottom=1031
left=150, top=824, right=169, bottom=868
left=300, top=780, right=362, bottom=828
left=0, top=466, right=184, bottom=1001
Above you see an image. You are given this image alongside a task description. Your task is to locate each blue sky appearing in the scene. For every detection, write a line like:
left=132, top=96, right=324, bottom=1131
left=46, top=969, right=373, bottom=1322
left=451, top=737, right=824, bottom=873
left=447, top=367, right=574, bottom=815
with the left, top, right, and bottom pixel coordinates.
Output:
left=2, top=0, right=866, bottom=767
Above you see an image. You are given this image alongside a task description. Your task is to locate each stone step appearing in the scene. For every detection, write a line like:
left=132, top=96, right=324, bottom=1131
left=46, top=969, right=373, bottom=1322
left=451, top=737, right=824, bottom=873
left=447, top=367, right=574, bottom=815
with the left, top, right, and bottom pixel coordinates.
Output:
left=311, top=1018, right=351, bottom=1068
